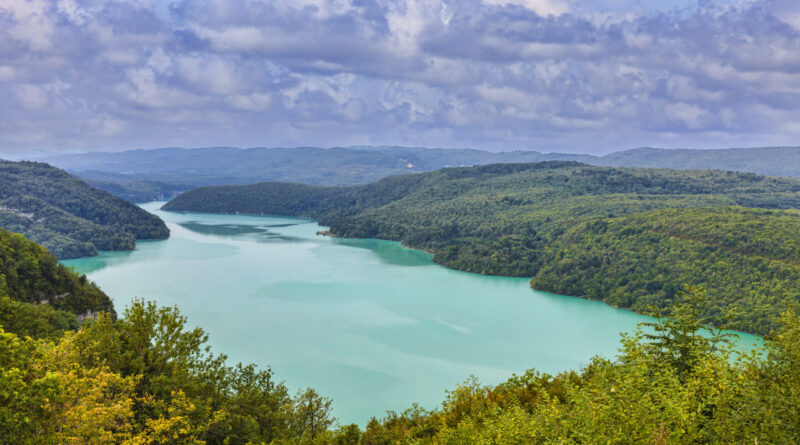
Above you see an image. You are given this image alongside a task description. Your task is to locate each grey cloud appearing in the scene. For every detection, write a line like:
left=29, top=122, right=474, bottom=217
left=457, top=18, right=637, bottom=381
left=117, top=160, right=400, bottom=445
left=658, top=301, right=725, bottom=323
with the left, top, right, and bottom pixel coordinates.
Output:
left=1, top=0, right=800, bottom=153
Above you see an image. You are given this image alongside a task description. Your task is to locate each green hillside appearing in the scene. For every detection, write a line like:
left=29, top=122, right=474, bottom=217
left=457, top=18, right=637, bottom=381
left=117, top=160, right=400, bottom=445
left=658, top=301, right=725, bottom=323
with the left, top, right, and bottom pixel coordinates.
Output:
left=164, top=162, right=800, bottom=334
left=531, top=207, right=800, bottom=335
left=0, top=160, right=169, bottom=259
left=0, top=228, right=113, bottom=320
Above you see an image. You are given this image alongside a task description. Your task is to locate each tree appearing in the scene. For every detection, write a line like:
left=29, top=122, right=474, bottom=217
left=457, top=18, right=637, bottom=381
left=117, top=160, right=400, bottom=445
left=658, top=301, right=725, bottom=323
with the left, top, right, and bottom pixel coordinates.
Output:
left=290, top=388, right=334, bottom=441
left=640, top=285, right=735, bottom=376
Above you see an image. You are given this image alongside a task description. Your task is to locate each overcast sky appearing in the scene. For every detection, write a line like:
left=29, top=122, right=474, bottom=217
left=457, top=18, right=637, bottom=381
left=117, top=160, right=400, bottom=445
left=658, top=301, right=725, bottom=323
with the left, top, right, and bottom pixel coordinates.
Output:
left=2, top=0, right=800, bottom=154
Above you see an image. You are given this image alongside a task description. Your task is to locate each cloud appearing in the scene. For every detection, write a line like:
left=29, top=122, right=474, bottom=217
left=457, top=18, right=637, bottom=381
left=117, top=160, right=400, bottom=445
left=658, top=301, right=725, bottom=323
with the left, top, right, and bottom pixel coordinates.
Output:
left=482, top=0, right=571, bottom=17
left=1, top=0, right=800, bottom=153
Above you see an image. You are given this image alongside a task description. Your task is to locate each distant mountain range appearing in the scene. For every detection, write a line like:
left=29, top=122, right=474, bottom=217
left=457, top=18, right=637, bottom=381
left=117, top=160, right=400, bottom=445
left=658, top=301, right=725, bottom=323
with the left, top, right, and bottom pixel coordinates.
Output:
left=32, top=145, right=800, bottom=202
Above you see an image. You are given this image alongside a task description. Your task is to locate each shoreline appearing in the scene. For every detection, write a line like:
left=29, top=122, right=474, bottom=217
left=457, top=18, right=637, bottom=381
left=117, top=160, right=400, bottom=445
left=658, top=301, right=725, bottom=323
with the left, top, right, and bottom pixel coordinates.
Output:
left=109, top=204, right=767, bottom=341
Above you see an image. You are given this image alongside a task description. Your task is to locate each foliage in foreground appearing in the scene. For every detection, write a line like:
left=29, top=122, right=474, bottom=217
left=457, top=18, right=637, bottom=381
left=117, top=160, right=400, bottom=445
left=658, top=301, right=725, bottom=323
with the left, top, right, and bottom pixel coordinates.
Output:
left=2, top=288, right=800, bottom=444
left=0, top=300, right=348, bottom=444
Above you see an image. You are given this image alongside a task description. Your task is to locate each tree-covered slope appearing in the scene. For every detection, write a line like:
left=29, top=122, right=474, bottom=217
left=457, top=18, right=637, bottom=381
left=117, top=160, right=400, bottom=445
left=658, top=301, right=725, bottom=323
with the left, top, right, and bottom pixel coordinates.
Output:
left=0, top=228, right=114, bottom=318
left=0, top=160, right=169, bottom=259
left=165, top=162, right=800, bottom=333
left=531, top=207, right=800, bottom=334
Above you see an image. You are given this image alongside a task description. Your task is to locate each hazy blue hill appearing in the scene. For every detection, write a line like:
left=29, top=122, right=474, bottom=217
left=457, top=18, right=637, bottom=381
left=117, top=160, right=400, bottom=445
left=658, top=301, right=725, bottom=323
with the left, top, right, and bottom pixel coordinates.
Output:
left=42, top=146, right=592, bottom=201
left=596, top=146, right=800, bottom=176
left=44, top=146, right=572, bottom=176
left=0, top=161, right=169, bottom=259
left=164, top=162, right=800, bottom=334
left=40, top=145, right=800, bottom=202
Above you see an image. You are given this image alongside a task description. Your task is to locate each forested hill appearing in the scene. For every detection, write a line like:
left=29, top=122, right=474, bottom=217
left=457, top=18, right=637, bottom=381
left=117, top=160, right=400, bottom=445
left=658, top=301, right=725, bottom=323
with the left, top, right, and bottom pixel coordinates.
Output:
left=0, top=227, right=113, bottom=328
left=0, top=161, right=169, bottom=259
left=165, top=162, right=800, bottom=334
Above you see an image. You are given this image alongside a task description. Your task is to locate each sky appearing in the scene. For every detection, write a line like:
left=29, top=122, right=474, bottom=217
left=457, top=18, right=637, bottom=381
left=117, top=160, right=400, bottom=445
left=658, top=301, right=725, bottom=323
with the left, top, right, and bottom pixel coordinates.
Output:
left=2, top=0, right=800, bottom=154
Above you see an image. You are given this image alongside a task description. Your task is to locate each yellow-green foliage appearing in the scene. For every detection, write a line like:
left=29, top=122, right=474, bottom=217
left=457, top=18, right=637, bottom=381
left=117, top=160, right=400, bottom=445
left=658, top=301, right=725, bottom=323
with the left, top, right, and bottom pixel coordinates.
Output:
left=0, top=300, right=352, bottom=445
left=0, top=228, right=114, bottom=316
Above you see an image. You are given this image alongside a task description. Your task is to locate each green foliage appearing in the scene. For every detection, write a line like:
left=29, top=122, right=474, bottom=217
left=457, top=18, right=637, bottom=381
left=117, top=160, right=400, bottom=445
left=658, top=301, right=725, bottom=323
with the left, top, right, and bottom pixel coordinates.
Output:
left=64, top=300, right=337, bottom=444
left=0, top=296, right=78, bottom=340
left=166, top=162, right=800, bottom=334
left=3, top=274, right=800, bottom=443
left=0, top=227, right=114, bottom=316
left=531, top=207, right=800, bottom=333
left=0, top=298, right=341, bottom=444
left=638, top=286, right=736, bottom=376
left=0, top=160, right=169, bottom=259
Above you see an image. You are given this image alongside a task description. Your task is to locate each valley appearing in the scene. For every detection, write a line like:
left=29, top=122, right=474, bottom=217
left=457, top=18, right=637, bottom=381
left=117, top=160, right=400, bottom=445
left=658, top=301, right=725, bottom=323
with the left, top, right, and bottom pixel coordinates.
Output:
left=164, top=162, right=800, bottom=334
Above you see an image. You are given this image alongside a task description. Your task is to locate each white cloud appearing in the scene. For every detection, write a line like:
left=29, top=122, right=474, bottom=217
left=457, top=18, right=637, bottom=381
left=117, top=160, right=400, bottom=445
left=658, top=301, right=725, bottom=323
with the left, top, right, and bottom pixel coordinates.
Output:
left=148, top=48, right=172, bottom=74
left=3, top=0, right=56, bottom=51
left=176, top=55, right=240, bottom=95
left=1, top=0, right=800, bottom=152
left=481, top=0, right=571, bottom=16
left=0, top=66, right=17, bottom=82
left=16, top=84, right=49, bottom=110
left=227, top=93, right=272, bottom=111
left=665, top=102, right=710, bottom=129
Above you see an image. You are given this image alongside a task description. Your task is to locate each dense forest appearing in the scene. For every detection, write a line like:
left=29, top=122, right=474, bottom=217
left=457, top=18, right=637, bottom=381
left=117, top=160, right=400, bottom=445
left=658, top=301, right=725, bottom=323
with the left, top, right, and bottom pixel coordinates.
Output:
left=38, top=145, right=800, bottom=202
left=165, top=162, right=800, bottom=334
left=0, top=228, right=114, bottom=319
left=2, top=230, right=800, bottom=443
left=0, top=161, right=169, bottom=259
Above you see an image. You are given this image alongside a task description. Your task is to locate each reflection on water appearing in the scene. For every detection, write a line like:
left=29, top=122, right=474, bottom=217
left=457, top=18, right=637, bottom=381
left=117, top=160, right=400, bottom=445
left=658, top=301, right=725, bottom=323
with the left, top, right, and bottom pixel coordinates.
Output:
left=331, top=237, right=433, bottom=267
left=178, top=221, right=305, bottom=242
left=63, top=249, right=136, bottom=275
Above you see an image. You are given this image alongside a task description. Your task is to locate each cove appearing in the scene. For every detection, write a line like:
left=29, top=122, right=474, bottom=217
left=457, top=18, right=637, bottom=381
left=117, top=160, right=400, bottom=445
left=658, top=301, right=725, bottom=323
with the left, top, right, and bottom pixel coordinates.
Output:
left=62, top=202, right=762, bottom=425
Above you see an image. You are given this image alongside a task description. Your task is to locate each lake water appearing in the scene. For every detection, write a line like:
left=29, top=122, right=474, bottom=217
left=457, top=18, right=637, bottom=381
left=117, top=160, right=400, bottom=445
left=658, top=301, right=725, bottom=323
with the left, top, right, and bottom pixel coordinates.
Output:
left=62, top=202, right=762, bottom=425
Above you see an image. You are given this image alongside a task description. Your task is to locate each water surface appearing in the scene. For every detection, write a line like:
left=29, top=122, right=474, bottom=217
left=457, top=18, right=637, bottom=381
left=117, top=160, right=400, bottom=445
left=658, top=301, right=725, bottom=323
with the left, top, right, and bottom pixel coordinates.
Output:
left=63, top=202, right=762, bottom=424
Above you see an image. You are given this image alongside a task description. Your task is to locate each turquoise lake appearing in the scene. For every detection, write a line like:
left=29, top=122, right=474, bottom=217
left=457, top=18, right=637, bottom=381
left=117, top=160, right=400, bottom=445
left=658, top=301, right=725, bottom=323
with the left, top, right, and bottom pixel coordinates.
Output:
left=62, top=202, right=762, bottom=425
